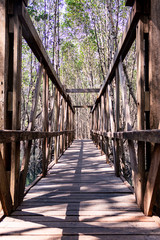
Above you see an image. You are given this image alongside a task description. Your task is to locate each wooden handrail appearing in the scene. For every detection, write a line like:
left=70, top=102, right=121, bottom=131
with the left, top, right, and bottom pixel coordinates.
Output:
left=18, top=2, right=74, bottom=113
left=91, top=0, right=142, bottom=112
left=91, top=129, right=160, bottom=143
left=0, top=130, right=75, bottom=143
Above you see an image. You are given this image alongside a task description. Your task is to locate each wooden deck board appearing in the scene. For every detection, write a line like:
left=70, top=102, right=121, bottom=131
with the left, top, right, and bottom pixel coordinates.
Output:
left=0, top=140, right=160, bottom=239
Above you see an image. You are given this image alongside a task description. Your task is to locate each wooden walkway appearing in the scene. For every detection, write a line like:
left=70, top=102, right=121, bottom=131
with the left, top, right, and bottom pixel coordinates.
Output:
left=0, top=140, right=160, bottom=239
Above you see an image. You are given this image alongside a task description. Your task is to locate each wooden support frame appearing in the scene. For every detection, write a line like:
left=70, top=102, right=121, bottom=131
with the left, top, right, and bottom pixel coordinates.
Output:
left=54, top=88, right=59, bottom=164
left=42, top=70, right=49, bottom=176
left=66, top=89, right=100, bottom=93
left=115, top=68, right=120, bottom=177
left=92, top=0, right=142, bottom=112
left=74, top=105, right=92, bottom=109
left=144, top=144, right=160, bottom=216
left=0, top=0, right=76, bottom=216
left=0, top=152, right=12, bottom=215
left=18, top=2, right=74, bottom=113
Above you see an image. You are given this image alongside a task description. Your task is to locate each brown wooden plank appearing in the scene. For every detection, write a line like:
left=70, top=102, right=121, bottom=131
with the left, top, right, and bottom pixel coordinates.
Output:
left=149, top=0, right=160, bottom=130
left=54, top=88, right=59, bottom=163
left=0, top=236, right=159, bottom=240
left=10, top=8, right=23, bottom=208
left=1, top=140, right=159, bottom=238
left=0, top=130, right=74, bottom=143
left=42, top=71, right=49, bottom=176
left=0, top=0, right=6, bottom=131
left=0, top=222, right=160, bottom=235
left=66, top=89, right=100, bottom=93
left=144, top=144, right=160, bottom=216
left=0, top=152, right=12, bottom=215
left=92, top=129, right=160, bottom=144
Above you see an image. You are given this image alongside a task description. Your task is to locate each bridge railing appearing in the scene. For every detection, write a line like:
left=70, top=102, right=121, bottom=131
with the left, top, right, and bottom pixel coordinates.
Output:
left=91, top=0, right=160, bottom=217
left=0, top=0, right=75, bottom=216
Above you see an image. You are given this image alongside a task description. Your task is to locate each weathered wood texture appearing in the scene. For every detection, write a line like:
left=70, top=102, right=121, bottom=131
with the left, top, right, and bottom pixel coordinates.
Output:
left=74, top=105, right=92, bottom=109
left=144, top=144, right=160, bottom=216
left=0, top=152, right=12, bottom=215
left=92, top=129, right=160, bottom=144
left=149, top=0, right=160, bottom=129
left=66, top=89, right=100, bottom=93
left=0, top=140, right=159, bottom=239
left=0, top=0, right=6, bottom=130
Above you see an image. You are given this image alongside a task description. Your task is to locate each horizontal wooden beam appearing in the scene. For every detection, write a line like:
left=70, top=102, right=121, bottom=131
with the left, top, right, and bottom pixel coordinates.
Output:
left=91, top=0, right=142, bottom=112
left=18, top=2, right=74, bottom=113
left=125, top=0, right=134, bottom=6
left=74, top=105, right=92, bottom=109
left=0, top=130, right=75, bottom=143
left=66, top=89, right=100, bottom=93
left=91, top=129, right=160, bottom=144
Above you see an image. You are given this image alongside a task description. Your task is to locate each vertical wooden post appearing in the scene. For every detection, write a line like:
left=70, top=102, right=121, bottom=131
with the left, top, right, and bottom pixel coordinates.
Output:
left=73, top=110, right=74, bottom=141
left=136, top=19, right=146, bottom=209
left=71, top=110, right=73, bottom=143
left=101, top=95, right=104, bottom=154
left=57, top=95, right=62, bottom=156
left=8, top=2, right=22, bottom=208
left=61, top=98, right=65, bottom=154
left=64, top=102, right=68, bottom=150
left=105, top=87, right=109, bottom=163
left=108, top=85, right=117, bottom=175
left=42, top=71, right=48, bottom=176
left=0, top=1, right=13, bottom=214
left=0, top=0, right=6, bottom=131
left=68, top=107, right=71, bottom=146
left=115, top=69, right=120, bottom=177
left=93, top=110, right=95, bottom=144
left=98, top=103, right=101, bottom=149
left=54, top=88, right=58, bottom=163
left=144, top=0, right=160, bottom=216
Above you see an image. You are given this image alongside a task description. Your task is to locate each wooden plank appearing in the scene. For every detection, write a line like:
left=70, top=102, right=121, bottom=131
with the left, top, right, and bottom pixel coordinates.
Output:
left=0, top=236, right=160, bottom=240
left=10, top=7, right=22, bottom=208
left=144, top=144, right=160, bottom=216
left=1, top=140, right=159, bottom=238
left=0, top=152, right=12, bottom=215
left=54, top=88, right=59, bottom=163
left=136, top=19, right=145, bottom=210
left=61, top=98, right=65, bottom=154
left=56, top=93, right=61, bottom=157
left=74, top=105, right=92, bottom=109
left=115, top=68, right=120, bottom=176
left=18, top=2, right=74, bottom=113
left=0, top=236, right=159, bottom=240
left=66, top=89, right=100, bottom=93
left=108, top=85, right=117, bottom=175
left=115, top=130, right=160, bottom=143
left=0, top=0, right=6, bottom=130
left=42, top=71, right=49, bottom=176
left=64, top=101, right=68, bottom=151
left=0, top=130, right=74, bottom=143
left=149, top=0, right=160, bottom=130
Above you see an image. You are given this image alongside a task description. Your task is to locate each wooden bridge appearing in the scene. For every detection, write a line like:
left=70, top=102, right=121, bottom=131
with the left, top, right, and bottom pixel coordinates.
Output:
left=1, top=0, right=160, bottom=238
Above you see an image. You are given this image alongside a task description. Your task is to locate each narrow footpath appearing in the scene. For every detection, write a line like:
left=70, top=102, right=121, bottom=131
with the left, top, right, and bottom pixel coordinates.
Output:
left=0, top=140, right=160, bottom=239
